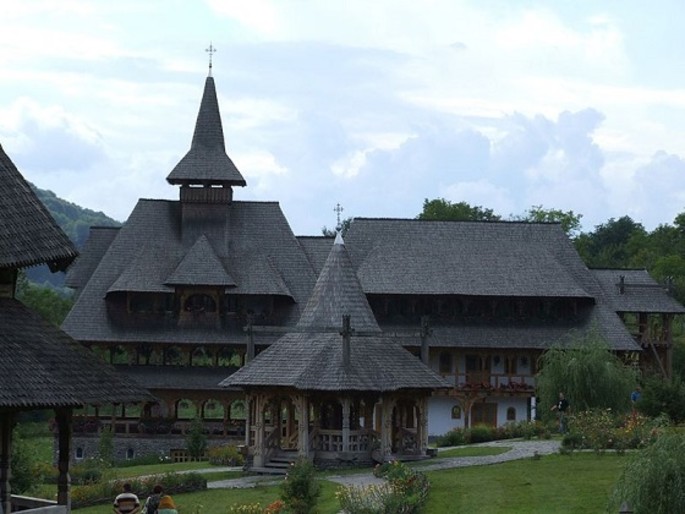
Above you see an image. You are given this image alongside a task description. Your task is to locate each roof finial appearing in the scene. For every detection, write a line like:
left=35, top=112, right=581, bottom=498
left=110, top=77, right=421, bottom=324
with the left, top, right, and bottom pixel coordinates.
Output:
left=206, top=42, right=216, bottom=77
left=334, top=203, right=344, bottom=229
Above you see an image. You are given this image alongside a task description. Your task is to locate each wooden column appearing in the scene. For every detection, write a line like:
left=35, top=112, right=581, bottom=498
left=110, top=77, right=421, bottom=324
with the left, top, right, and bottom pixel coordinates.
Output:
left=55, top=407, right=73, bottom=510
left=244, top=396, right=251, bottom=446
left=341, top=398, right=351, bottom=452
left=0, top=411, right=15, bottom=514
left=418, top=397, right=429, bottom=453
left=297, top=395, right=310, bottom=458
left=253, top=395, right=265, bottom=467
left=380, top=398, right=393, bottom=459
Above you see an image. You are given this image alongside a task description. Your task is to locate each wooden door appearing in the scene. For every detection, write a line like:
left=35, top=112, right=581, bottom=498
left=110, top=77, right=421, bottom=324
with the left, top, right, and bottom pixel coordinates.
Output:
left=471, top=402, right=497, bottom=427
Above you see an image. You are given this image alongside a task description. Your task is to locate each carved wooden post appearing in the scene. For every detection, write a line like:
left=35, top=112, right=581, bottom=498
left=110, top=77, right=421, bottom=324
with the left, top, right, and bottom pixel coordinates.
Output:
left=342, top=397, right=351, bottom=452
left=55, top=407, right=73, bottom=510
left=297, top=395, right=310, bottom=458
left=253, top=394, right=265, bottom=467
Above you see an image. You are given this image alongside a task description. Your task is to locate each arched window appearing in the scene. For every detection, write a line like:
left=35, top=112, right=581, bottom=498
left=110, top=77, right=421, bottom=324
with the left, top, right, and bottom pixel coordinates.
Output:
left=451, top=405, right=462, bottom=419
left=75, top=447, right=84, bottom=460
left=184, top=294, right=216, bottom=313
left=230, top=400, right=246, bottom=420
left=507, top=407, right=516, bottom=421
left=126, top=448, right=135, bottom=460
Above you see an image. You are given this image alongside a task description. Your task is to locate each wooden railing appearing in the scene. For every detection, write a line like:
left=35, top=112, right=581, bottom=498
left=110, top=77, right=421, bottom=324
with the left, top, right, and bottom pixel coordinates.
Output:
left=452, top=373, right=535, bottom=392
left=311, top=428, right=377, bottom=452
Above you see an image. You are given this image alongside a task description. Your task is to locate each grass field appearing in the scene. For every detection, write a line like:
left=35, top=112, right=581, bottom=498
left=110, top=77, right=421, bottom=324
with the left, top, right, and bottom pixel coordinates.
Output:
left=70, top=451, right=628, bottom=514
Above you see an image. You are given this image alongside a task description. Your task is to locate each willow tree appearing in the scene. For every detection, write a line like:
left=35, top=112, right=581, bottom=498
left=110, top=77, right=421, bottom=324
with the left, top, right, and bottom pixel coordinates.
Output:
left=537, top=332, right=638, bottom=417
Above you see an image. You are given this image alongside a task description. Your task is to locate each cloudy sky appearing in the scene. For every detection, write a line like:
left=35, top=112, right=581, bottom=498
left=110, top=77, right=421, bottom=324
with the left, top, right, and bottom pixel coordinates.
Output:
left=1, top=0, right=684, bottom=235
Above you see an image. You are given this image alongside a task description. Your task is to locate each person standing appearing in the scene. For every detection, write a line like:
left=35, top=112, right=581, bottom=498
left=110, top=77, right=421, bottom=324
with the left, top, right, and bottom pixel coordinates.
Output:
left=631, top=385, right=642, bottom=419
left=550, top=392, right=570, bottom=433
left=142, top=484, right=163, bottom=514
left=113, top=483, right=141, bottom=514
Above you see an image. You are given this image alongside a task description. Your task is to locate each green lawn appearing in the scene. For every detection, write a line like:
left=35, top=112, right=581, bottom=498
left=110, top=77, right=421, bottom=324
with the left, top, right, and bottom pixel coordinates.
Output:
left=72, top=452, right=628, bottom=514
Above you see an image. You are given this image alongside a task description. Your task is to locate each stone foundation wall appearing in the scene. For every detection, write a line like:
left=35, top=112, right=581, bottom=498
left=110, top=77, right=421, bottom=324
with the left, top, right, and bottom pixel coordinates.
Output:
left=60, top=435, right=241, bottom=464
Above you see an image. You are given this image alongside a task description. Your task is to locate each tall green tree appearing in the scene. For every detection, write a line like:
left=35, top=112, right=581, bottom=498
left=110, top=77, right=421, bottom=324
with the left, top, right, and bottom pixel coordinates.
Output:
left=574, top=216, right=646, bottom=267
left=537, top=332, right=638, bottom=416
left=513, top=205, right=583, bottom=238
left=15, top=271, right=74, bottom=326
left=417, top=198, right=501, bottom=221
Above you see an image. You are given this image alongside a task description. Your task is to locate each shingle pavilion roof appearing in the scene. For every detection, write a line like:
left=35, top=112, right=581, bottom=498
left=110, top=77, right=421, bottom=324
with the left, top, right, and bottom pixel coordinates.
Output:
left=222, top=234, right=451, bottom=391
left=0, top=298, right=151, bottom=408
left=0, top=144, right=78, bottom=271
left=0, top=143, right=151, bottom=408
left=166, top=76, right=246, bottom=186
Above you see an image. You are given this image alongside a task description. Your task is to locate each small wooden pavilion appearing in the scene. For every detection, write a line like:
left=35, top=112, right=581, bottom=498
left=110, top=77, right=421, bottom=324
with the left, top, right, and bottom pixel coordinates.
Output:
left=222, top=233, right=450, bottom=470
left=0, top=144, right=151, bottom=512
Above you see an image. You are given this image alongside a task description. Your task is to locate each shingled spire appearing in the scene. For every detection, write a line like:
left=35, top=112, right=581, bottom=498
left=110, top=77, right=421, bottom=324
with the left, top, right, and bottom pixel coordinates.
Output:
left=296, top=232, right=381, bottom=333
left=167, top=75, right=246, bottom=191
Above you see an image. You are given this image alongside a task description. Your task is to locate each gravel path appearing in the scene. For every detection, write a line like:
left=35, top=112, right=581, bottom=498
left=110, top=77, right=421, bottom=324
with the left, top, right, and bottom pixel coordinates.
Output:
left=207, top=438, right=561, bottom=489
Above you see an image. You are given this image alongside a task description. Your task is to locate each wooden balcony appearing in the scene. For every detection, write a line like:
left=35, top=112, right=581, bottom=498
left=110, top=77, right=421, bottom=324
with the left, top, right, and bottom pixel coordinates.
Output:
left=450, top=372, right=535, bottom=393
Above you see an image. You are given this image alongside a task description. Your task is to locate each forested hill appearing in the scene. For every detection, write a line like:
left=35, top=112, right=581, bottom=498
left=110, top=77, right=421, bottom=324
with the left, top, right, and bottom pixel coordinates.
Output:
left=27, top=184, right=121, bottom=287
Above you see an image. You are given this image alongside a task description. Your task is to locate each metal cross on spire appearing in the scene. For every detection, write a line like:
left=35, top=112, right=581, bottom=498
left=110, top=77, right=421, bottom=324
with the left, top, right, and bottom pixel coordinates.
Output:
left=206, top=43, right=216, bottom=76
left=334, top=203, right=344, bottom=229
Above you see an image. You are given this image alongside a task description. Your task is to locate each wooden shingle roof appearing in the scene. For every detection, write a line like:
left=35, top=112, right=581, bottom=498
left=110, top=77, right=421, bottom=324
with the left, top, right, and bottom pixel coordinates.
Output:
left=65, top=226, right=119, bottom=290
left=222, top=236, right=450, bottom=391
left=62, top=200, right=317, bottom=342
left=0, top=297, right=152, bottom=408
left=345, top=218, right=592, bottom=298
left=592, top=269, right=685, bottom=314
left=0, top=144, right=78, bottom=271
left=165, top=235, right=236, bottom=287
left=166, top=76, right=246, bottom=186
left=297, top=233, right=381, bottom=332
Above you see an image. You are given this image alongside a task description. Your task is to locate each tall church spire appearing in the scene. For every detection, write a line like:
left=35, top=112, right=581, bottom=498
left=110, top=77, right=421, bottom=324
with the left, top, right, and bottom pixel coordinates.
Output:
left=166, top=66, right=246, bottom=188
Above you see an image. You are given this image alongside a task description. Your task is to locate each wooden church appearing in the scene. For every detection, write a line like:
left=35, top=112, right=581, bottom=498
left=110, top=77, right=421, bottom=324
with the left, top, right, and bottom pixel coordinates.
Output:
left=61, top=67, right=685, bottom=465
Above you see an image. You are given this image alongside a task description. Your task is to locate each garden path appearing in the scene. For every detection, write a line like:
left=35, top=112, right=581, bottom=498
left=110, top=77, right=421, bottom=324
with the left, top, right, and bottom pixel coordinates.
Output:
left=205, top=438, right=562, bottom=489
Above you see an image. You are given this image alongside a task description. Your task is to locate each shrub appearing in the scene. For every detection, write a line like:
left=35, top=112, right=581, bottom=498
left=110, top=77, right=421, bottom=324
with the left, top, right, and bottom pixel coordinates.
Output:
left=10, top=431, right=39, bottom=494
left=609, top=431, right=685, bottom=513
left=186, top=417, right=208, bottom=460
left=562, top=410, right=666, bottom=452
left=98, top=427, right=114, bottom=466
left=337, top=482, right=395, bottom=514
left=280, top=457, right=320, bottom=514
left=70, top=473, right=207, bottom=508
left=207, top=444, right=244, bottom=466
left=352, top=460, right=430, bottom=514
left=434, top=428, right=466, bottom=447
left=469, top=424, right=494, bottom=443
left=637, top=376, right=685, bottom=423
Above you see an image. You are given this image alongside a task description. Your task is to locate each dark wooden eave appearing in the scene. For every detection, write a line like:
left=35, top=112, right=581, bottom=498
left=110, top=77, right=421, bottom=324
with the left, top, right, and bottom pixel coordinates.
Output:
left=0, top=144, right=78, bottom=272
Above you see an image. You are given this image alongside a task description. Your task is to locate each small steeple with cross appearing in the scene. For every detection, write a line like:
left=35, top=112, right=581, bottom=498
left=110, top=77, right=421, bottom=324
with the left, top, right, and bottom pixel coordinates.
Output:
left=206, top=43, right=216, bottom=76
left=334, top=203, right=344, bottom=230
